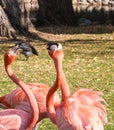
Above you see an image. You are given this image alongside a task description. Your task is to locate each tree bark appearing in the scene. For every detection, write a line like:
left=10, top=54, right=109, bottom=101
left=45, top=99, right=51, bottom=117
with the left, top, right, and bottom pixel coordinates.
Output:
left=0, top=5, right=15, bottom=38
left=0, top=0, right=39, bottom=38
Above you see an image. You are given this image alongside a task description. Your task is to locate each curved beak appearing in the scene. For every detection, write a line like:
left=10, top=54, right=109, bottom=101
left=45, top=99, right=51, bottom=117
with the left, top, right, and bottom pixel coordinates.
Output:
left=47, top=42, right=62, bottom=51
left=47, top=42, right=58, bottom=50
left=15, top=42, right=38, bottom=56
left=9, top=45, right=23, bottom=55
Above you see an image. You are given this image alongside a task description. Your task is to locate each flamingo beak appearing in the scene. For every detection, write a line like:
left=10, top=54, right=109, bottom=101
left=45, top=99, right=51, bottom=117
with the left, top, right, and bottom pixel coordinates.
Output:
left=47, top=42, right=62, bottom=51
left=15, top=42, right=38, bottom=57
left=9, top=45, right=23, bottom=56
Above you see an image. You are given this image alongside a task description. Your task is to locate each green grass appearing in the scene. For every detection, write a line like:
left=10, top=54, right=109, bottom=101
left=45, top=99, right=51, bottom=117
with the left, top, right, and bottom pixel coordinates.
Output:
left=0, top=25, right=114, bottom=129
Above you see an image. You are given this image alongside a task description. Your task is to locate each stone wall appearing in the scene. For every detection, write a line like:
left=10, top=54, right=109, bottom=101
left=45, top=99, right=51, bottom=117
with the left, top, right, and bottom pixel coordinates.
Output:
left=72, top=0, right=114, bottom=6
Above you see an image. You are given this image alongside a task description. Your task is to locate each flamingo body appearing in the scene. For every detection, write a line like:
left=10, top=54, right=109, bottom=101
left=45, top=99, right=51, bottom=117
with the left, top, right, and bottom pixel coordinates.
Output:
left=0, top=47, right=39, bottom=129
left=0, top=44, right=60, bottom=125
left=46, top=42, right=107, bottom=130
left=56, top=89, right=107, bottom=130
left=1, top=83, right=59, bottom=121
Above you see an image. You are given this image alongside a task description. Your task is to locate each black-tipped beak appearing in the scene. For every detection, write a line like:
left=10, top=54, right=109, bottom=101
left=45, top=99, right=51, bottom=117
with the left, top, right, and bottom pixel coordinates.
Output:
left=15, top=41, right=38, bottom=57
left=31, top=46, right=38, bottom=56
left=12, top=46, right=19, bottom=53
left=47, top=42, right=58, bottom=50
left=10, top=45, right=23, bottom=55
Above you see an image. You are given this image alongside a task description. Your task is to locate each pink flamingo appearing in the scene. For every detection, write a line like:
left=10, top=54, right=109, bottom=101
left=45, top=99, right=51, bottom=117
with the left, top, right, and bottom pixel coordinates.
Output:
left=46, top=42, right=107, bottom=130
left=0, top=46, right=39, bottom=129
left=0, top=43, right=60, bottom=127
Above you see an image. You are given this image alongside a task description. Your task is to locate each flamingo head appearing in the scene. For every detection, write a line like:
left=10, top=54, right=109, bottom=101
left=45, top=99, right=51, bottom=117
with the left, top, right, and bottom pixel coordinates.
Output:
left=47, top=42, right=64, bottom=60
left=4, top=46, right=21, bottom=66
left=15, top=41, right=38, bottom=60
left=4, top=41, right=38, bottom=66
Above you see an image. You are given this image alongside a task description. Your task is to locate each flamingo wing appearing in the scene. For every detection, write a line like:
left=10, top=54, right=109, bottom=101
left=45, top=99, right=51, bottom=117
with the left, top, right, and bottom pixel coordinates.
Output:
left=1, top=84, right=49, bottom=111
left=0, top=109, right=31, bottom=130
left=56, top=89, right=107, bottom=130
left=0, top=83, right=60, bottom=121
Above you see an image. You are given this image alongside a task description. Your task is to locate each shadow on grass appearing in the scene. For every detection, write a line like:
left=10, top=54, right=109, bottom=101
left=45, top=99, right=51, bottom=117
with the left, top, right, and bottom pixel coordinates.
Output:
left=36, top=25, right=114, bottom=35
left=1, top=25, right=114, bottom=41
left=0, top=36, right=114, bottom=55
left=0, top=25, right=114, bottom=56
left=65, top=39, right=114, bottom=44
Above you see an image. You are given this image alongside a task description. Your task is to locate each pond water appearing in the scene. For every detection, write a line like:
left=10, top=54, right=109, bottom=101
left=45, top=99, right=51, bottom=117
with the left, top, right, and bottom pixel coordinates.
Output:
left=72, top=4, right=114, bottom=26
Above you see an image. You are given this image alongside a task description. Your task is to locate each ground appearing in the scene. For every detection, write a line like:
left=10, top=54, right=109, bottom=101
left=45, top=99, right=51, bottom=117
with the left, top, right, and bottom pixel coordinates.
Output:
left=0, top=25, right=114, bottom=130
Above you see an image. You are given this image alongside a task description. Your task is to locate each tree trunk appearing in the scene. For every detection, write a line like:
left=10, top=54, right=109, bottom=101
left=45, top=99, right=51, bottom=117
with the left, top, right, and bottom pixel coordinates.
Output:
left=0, top=5, right=15, bottom=38
left=37, top=0, right=75, bottom=26
left=0, top=0, right=39, bottom=38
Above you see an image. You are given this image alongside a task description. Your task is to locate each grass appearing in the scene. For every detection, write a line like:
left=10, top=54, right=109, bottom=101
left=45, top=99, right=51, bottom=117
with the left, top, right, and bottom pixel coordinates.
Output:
left=0, top=25, right=114, bottom=129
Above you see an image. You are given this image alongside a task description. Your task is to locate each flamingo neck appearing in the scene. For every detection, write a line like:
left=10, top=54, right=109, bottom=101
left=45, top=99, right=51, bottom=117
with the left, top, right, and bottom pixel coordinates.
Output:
left=5, top=62, right=39, bottom=129
left=60, top=71, right=70, bottom=101
left=47, top=58, right=62, bottom=124
left=54, top=58, right=70, bottom=101
left=54, top=59, right=70, bottom=99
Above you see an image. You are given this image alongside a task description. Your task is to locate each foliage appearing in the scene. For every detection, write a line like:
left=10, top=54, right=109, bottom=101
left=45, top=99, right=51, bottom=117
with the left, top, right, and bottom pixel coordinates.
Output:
left=0, top=25, right=114, bottom=130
